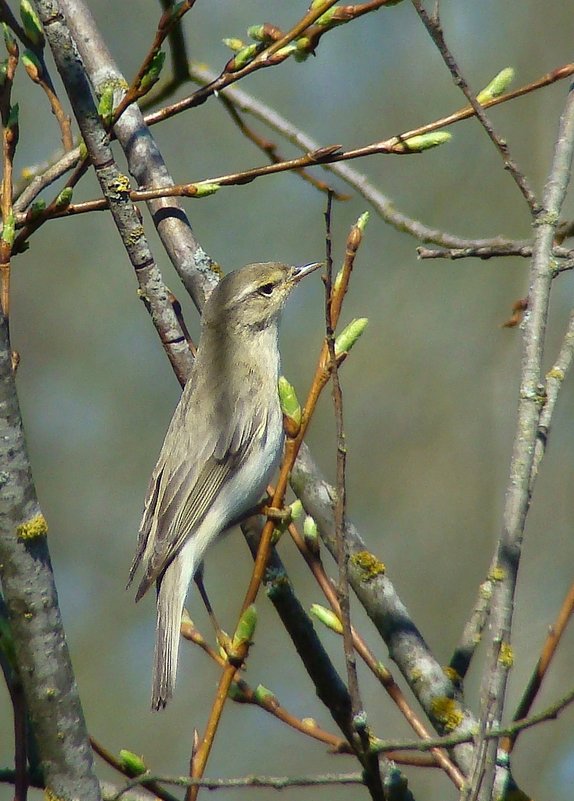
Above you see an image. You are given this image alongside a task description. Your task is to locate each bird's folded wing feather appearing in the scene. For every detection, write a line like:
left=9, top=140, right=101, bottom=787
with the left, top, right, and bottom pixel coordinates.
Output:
left=129, top=397, right=266, bottom=599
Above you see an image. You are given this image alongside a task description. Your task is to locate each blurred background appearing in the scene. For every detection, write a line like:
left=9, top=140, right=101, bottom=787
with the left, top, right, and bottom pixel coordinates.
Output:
left=2, top=1, right=574, bottom=799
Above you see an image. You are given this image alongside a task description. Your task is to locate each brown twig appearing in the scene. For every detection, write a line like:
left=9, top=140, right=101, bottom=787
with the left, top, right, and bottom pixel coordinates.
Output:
left=287, top=521, right=466, bottom=788
left=14, top=58, right=574, bottom=253
left=89, top=736, right=180, bottom=801
left=111, top=0, right=198, bottom=123
left=22, top=55, right=73, bottom=151
left=502, top=581, right=574, bottom=754
left=0, top=25, right=19, bottom=317
left=143, top=0, right=395, bottom=126
left=323, top=195, right=365, bottom=731
left=188, top=217, right=366, bottom=798
left=179, top=616, right=351, bottom=754
left=217, top=93, right=349, bottom=200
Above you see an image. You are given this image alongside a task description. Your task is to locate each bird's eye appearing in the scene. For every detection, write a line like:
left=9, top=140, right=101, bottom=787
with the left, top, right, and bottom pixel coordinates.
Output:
left=258, top=282, right=275, bottom=296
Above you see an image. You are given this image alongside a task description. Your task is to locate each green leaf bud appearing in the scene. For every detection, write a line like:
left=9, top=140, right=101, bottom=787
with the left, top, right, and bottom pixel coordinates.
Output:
left=222, top=37, right=245, bottom=52
left=303, top=515, right=319, bottom=552
left=293, top=37, right=312, bottom=63
left=231, top=43, right=259, bottom=69
left=278, top=376, right=301, bottom=427
left=118, top=749, right=147, bottom=777
left=139, top=50, right=165, bottom=93
left=289, top=499, right=303, bottom=521
left=314, top=8, right=337, bottom=27
left=273, top=43, right=297, bottom=60
left=310, top=603, right=343, bottom=634
left=54, top=187, right=73, bottom=209
left=333, top=266, right=345, bottom=294
left=29, top=199, right=46, bottom=220
left=247, top=25, right=267, bottom=42
left=253, top=684, right=278, bottom=706
left=22, top=50, right=43, bottom=83
left=334, top=317, right=368, bottom=356
left=3, top=23, right=18, bottom=56
left=232, top=604, right=257, bottom=649
left=20, top=0, right=44, bottom=48
left=97, top=85, right=115, bottom=126
left=476, top=67, right=515, bottom=104
left=356, top=210, right=369, bottom=233
left=402, top=131, right=452, bottom=152
left=192, top=182, right=220, bottom=198
left=1, top=211, right=15, bottom=246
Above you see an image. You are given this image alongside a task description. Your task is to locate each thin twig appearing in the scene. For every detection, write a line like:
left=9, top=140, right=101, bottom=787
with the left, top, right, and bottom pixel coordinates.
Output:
left=0, top=26, right=18, bottom=317
left=217, top=93, right=349, bottom=200
left=324, top=196, right=366, bottom=731
left=90, top=737, right=179, bottom=801
left=287, top=520, right=465, bottom=788
left=502, top=582, right=574, bottom=754
left=179, top=616, right=352, bottom=753
left=141, top=0, right=360, bottom=124
left=111, top=0, right=198, bottom=123
left=411, top=0, right=539, bottom=214
left=114, top=770, right=366, bottom=798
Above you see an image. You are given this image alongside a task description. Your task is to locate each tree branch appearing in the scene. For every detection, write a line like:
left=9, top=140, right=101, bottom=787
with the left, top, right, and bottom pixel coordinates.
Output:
left=0, top=316, right=100, bottom=800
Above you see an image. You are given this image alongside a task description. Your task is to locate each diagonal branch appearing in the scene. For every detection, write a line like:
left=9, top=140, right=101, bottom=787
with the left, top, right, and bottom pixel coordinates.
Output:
left=411, top=0, right=539, bottom=214
left=467, top=76, right=574, bottom=801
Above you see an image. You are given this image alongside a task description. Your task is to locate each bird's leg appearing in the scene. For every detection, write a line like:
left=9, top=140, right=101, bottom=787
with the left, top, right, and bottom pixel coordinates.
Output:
left=193, top=571, right=233, bottom=654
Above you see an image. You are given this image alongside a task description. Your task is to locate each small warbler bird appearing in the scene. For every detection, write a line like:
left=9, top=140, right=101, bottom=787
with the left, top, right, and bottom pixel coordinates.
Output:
left=129, top=260, right=321, bottom=709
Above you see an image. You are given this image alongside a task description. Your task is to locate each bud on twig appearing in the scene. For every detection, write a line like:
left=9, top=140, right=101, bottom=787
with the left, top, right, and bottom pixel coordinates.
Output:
left=139, top=50, right=166, bottom=93
left=2, top=24, right=18, bottom=57
left=190, top=182, right=220, bottom=198
left=20, top=0, right=44, bottom=49
left=97, top=85, right=115, bottom=126
left=54, top=187, right=73, bottom=210
left=303, top=514, right=319, bottom=554
left=1, top=211, right=15, bottom=246
left=278, top=375, right=302, bottom=434
left=22, top=50, right=42, bottom=83
left=476, top=67, right=515, bottom=104
left=334, top=317, right=368, bottom=356
left=222, top=37, right=245, bottom=52
left=231, top=604, right=257, bottom=650
left=402, top=131, right=452, bottom=152
left=254, top=684, right=279, bottom=707
left=118, top=749, right=147, bottom=777
left=310, top=603, right=343, bottom=634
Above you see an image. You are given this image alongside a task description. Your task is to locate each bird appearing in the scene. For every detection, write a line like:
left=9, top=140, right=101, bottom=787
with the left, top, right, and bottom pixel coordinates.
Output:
left=128, top=260, right=321, bottom=709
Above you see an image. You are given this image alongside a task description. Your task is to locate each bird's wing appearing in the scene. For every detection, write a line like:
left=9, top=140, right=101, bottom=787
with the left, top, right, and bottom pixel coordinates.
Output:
left=129, top=394, right=267, bottom=600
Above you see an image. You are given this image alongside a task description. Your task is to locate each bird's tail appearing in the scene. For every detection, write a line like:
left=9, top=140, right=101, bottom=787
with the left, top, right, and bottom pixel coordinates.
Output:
left=152, top=551, right=194, bottom=710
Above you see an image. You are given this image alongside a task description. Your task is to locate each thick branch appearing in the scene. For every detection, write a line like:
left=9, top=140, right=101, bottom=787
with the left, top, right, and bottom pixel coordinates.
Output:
left=0, top=317, right=100, bottom=801
left=470, top=78, right=574, bottom=801
left=58, top=0, right=216, bottom=311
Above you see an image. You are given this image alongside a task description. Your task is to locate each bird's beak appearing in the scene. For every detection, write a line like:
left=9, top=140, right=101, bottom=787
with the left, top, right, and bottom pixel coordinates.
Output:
left=292, top=261, right=324, bottom=282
